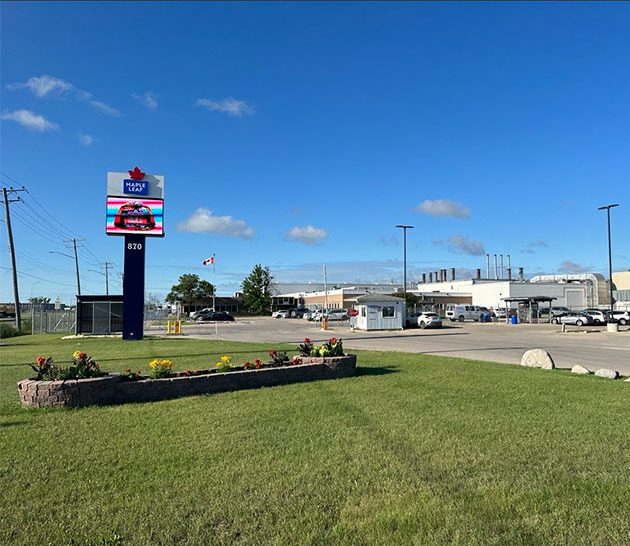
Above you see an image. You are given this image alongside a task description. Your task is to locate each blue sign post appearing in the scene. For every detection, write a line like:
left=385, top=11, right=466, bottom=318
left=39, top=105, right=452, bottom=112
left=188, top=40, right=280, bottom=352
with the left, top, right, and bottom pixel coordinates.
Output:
left=122, top=235, right=146, bottom=340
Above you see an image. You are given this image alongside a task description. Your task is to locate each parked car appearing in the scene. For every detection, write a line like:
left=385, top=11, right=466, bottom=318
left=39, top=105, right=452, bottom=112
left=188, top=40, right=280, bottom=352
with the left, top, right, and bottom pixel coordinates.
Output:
left=271, top=310, right=289, bottom=318
left=550, top=312, right=593, bottom=326
left=405, top=312, right=421, bottom=327
left=190, top=308, right=213, bottom=320
left=196, top=311, right=235, bottom=322
left=445, top=304, right=487, bottom=322
left=605, top=310, right=630, bottom=326
left=290, top=308, right=311, bottom=319
left=580, top=309, right=607, bottom=325
left=326, top=309, right=349, bottom=321
left=538, top=306, right=571, bottom=319
left=491, top=307, right=508, bottom=320
left=417, top=312, right=442, bottom=329
left=312, top=309, right=348, bottom=322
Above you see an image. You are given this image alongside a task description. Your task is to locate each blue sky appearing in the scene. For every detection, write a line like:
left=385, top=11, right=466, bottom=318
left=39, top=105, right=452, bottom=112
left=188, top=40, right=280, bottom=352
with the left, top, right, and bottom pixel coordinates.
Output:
left=1, top=1, right=629, bottom=303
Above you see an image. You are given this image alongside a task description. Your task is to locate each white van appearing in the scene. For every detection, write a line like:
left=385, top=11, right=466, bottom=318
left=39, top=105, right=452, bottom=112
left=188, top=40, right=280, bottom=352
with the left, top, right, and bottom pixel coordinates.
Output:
left=446, top=304, right=487, bottom=322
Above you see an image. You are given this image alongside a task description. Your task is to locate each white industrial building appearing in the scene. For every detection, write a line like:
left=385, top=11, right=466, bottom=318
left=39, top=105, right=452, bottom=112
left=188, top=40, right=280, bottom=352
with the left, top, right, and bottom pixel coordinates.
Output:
left=413, top=272, right=611, bottom=311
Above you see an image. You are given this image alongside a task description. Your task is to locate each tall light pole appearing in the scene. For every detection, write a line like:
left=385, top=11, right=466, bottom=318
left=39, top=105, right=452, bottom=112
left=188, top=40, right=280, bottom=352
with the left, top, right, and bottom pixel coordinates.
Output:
left=49, top=250, right=81, bottom=295
left=396, top=224, right=414, bottom=316
left=598, top=204, right=619, bottom=324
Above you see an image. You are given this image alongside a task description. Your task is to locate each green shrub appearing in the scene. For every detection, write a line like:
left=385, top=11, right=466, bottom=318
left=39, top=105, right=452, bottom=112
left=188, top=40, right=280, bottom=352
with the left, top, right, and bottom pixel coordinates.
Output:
left=0, top=323, right=18, bottom=339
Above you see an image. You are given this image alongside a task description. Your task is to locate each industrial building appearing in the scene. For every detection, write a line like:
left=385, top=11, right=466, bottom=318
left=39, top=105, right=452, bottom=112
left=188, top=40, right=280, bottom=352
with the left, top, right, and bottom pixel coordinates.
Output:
left=413, top=269, right=611, bottom=312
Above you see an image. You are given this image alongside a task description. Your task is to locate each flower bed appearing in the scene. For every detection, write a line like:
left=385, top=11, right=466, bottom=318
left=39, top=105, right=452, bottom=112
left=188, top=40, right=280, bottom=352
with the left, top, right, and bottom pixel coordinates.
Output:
left=17, top=340, right=357, bottom=408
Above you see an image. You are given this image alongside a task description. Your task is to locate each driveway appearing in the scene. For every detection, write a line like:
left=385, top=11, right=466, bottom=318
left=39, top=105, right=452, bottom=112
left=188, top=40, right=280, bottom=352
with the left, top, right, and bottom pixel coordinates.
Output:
left=150, top=317, right=630, bottom=376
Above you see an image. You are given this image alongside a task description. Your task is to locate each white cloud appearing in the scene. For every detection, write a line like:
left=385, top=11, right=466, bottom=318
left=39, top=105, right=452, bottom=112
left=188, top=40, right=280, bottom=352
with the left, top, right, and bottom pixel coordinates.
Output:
left=416, top=199, right=470, bottom=219
left=558, top=260, right=589, bottom=273
left=176, top=208, right=255, bottom=239
left=433, top=235, right=485, bottom=256
left=7, top=75, right=72, bottom=97
left=285, top=225, right=328, bottom=245
left=133, top=91, right=158, bottom=111
left=78, top=132, right=94, bottom=146
left=1, top=109, right=59, bottom=131
left=195, top=97, right=254, bottom=117
left=8, top=74, right=120, bottom=116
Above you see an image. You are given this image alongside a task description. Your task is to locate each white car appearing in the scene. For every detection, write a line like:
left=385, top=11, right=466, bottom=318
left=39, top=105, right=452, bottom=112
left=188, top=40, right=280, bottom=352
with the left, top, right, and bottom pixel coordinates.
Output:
left=417, top=312, right=442, bottom=329
left=580, top=309, right=607, bottom=325
left=271, top=310, right=289, bottom=318
left=190, top=308, right=213, bottom=320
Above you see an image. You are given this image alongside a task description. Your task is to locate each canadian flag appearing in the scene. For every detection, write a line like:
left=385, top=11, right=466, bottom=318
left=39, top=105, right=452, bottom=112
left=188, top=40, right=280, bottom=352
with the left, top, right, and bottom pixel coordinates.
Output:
left=202, top=256, right=215, bottom=265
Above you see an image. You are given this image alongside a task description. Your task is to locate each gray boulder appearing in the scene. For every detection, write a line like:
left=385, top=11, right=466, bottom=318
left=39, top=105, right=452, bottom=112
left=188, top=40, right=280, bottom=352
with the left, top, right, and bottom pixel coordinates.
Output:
left=520, top=349, right=555, bottom=370
left=594, top=368, right=620, bottom=380
left=571, top=365, right=591, bottom=375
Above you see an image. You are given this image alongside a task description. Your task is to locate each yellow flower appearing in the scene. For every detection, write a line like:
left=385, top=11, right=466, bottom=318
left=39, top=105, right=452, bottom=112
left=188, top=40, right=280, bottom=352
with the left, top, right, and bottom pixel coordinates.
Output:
left=220, top=355, right=231, bottom=363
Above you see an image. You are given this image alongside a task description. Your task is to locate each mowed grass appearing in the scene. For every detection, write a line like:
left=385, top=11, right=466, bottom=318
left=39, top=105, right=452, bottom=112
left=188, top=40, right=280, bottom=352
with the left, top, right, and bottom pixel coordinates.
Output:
left=0, top=335, right=628, bottom=546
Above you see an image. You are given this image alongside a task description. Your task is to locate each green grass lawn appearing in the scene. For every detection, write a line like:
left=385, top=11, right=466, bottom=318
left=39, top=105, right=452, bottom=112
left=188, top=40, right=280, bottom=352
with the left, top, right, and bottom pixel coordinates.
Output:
left=1, top=334, right=628, bottom=546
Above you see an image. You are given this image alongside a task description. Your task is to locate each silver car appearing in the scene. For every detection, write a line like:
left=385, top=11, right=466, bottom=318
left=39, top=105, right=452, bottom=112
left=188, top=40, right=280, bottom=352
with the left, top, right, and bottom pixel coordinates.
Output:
left=551, top=312, right=593, bottom=326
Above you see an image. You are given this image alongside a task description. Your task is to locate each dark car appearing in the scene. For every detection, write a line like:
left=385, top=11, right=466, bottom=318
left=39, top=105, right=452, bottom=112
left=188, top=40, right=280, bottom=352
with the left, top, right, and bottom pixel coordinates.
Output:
left=113, top=201, right=156, bottom=231
left=290, top=308, right=311, bottom=318
left=196, top=311, right=235, bottom=322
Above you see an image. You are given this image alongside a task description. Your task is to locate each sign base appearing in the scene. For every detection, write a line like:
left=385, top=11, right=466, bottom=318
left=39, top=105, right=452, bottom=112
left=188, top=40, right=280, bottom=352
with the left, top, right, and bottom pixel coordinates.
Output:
left=122, top=235, right=146, bottom=340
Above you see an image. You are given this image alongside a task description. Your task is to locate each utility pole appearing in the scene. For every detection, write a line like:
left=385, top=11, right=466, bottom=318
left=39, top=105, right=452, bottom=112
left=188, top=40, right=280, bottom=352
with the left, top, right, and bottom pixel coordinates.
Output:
left=72, top=239, right=81, bottom=295
left=103, top=261, right=113, bottom=295
left=2, top=187, right=26, bottom=332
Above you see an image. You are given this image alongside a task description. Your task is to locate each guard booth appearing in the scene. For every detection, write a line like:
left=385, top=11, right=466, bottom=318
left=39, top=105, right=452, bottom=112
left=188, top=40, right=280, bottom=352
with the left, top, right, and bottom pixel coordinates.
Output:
left=354, top=294, right=405, bottom=330
left=76, top=295, right=123, bottom=334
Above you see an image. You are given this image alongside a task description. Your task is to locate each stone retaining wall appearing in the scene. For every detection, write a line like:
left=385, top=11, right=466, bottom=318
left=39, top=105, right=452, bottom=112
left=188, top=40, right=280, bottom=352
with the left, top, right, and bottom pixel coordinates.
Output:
left=17, top=355, right=357, bottom=408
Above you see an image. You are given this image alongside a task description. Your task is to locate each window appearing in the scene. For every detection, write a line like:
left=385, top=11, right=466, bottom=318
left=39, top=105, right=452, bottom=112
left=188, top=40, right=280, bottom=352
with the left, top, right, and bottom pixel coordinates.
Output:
left=382, top=306, right=395, bottom=318
left=361, top=307, right=366, bottom=317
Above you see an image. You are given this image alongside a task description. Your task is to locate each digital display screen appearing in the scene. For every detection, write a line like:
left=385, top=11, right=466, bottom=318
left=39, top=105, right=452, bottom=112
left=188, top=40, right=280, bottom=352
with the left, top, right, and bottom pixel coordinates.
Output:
left=106, top=196, right=164, bottom=237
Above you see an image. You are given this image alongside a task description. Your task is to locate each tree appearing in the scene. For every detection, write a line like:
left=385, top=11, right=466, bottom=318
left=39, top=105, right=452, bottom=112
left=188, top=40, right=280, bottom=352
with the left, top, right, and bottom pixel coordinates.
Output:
left=389, top=292, right=418, bottom=309
left=28, top=297, right=51, bottom=305
left=242, top=265, right=273, bottom=315
left=165, top=274, right=215, bottom=309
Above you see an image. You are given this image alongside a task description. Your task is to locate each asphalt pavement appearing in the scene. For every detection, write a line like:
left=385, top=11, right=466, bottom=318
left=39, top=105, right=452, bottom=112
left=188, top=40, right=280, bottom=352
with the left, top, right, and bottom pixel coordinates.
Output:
left=149, top=317, right=630, bottom=376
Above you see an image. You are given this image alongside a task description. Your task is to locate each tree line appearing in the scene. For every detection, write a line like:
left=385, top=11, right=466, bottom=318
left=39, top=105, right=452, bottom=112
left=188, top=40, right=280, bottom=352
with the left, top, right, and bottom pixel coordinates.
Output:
left=165, top=264, right=273, bottom=315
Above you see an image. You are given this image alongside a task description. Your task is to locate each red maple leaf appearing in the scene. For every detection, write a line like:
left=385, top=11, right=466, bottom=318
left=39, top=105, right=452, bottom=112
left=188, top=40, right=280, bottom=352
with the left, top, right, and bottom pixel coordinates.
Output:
left=128, top=166, right=145, bottom=180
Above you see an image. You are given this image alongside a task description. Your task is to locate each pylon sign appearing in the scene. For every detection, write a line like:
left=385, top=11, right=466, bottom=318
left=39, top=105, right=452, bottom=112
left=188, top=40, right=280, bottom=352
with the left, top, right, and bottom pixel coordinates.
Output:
left=107, top=167, right=165, bottom=340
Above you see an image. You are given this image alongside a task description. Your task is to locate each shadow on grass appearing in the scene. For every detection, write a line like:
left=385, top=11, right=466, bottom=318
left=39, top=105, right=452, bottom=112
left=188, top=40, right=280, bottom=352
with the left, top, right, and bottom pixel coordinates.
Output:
left=0, top=419, right=32, bottom=429
left=354, top=365, right=399, bottom=377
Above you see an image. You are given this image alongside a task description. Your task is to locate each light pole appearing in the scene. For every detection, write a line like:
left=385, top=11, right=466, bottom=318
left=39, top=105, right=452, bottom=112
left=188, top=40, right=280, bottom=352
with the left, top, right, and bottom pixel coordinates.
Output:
left=598, top=204, right=619, bottom=326
left=396, top=224, right=414, bottom=318
left=49, top=250, right=81, bottom=295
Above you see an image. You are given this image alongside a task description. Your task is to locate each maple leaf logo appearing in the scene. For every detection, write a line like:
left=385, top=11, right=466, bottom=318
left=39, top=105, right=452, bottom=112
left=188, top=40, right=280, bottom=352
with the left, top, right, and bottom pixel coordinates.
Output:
left=128, top=166, right=145, bottom=180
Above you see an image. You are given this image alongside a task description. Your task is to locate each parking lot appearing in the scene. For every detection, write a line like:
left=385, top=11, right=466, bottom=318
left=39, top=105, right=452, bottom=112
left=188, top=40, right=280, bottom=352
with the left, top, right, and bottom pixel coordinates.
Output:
left=161, top=317, right=630, bottom=376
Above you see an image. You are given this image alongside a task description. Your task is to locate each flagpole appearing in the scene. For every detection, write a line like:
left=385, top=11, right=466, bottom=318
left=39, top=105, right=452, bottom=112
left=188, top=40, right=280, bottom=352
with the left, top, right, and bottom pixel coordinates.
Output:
left=212, top=254, right=216, bottom=312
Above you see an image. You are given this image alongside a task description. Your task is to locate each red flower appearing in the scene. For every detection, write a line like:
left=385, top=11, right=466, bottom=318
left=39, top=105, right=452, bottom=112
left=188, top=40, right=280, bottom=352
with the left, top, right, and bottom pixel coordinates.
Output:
left=78, top=352, right=86, bottom=359
left=254, top=359, right=262, bottom=369
left=304, top=337, right=311, bottom=344
left=35, top=356, right=46, bottom=365
left=269, top=350, right=276, bottom=357
left=330, top=337, right=337, bottom=344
